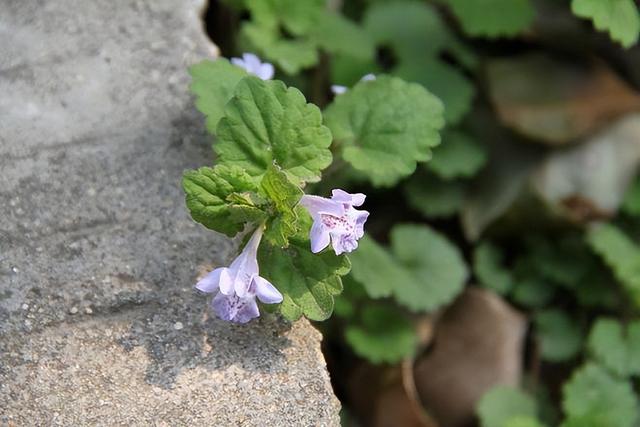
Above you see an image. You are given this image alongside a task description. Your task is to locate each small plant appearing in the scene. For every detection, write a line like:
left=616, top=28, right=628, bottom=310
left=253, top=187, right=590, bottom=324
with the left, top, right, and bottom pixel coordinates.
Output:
left=184, top=1, right=640, bottom=425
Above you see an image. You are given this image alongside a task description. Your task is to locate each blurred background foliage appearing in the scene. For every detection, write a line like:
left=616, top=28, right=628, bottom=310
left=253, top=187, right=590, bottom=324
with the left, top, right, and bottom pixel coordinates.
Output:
left=203, top=0, right=640, bottom=425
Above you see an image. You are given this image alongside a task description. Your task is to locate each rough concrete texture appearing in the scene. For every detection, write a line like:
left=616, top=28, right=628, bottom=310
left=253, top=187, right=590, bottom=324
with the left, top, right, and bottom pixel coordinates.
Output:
left=0, top=0, right=340, bottom=425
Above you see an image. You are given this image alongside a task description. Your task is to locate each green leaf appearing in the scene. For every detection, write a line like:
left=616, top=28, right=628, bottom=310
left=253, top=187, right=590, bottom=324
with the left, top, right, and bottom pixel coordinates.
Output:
left=245, top=0, right=324, bottom=36
left=404, top=173, right=466, bottom=218
left=364, top=1, right=450, bottom=61
left=363, top=1, right=476, bottom=124
left=395, top=59, right=475, bottom=125
left=442, top=0, right=535, bottom=38
left=571, top=0, right=640, bottom=48
left=573, top=267, right=620, bottom=309
left=189, top=59, right=248, bottom=134
left=308, top=12, right=375, bottom=61
left=428, top=131, right=488, bottom=180
left=622, top=175, right=640, bottom=216
left=586, top=223, right=640, bottom=305
left=534, top=309, right=583, bottom=362
left=259, top=166, right=303, bottom=247
left=522, top=236, right=591, bottom=289
left=182, top=165, right=267, bottom=237
left=349, top=225, right=468, bottom=312
left=473, top=242, right=513, bottom=295
left=242, top=23, right=319, bottom=75
left=562, top=363, right=639, bottom=427
left=216, top=76, right=332, bottom=184
left=587, top=318, right=640, bottom=377
left=348, top=235, right=414, bottom=299
left=511, top=277, right=555, bottom=309
left=330, top=54, right=380, bottom=88
left=345, top=305, right=417, bottom=364
left=324, top=75, right=444, bottom=187
left=504, top=417, right=547, bottom=427
left=390, top=224, right=468, bottom=312
left=333, top=295, right=355, bottom=319
left=258, top=237, right=351, bottom=321
left=477, top=386, right=537, bottom=427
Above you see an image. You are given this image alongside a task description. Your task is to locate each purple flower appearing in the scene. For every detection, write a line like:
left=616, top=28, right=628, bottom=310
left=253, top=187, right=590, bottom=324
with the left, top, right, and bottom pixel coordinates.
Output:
left=230, top=53, right=274, bottom=80
left=299, top=189, right=369, bottom=255
left=195, top=226, right=282, bottom=323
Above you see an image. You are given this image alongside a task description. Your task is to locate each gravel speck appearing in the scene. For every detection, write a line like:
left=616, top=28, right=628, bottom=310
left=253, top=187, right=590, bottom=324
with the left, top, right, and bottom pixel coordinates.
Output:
left=173, top=322, right=184, bottom=331
left=69, top=307, right=79, bottom=315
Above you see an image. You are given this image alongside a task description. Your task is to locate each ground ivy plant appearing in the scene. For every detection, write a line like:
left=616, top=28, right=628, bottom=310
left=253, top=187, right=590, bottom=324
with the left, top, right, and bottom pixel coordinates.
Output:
left=183, top=52, right=444, bottom=323
left=187, top=0, right=640, bottom=424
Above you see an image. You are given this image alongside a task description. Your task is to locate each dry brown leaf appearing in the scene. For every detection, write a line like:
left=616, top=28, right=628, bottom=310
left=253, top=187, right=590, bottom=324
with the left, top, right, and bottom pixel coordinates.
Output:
left=487, top=53, right=640, bottom=145
left=414, top=288, right=528, bottom=427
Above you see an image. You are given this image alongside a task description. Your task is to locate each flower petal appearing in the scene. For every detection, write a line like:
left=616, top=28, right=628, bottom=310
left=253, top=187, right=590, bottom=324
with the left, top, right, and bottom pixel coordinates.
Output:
left=253, top=276, right=283, bottom=304
left=195, top=267, right=225, bottom=293
left=300, top=194, right=344, bottom=218
left=212, top=292, right=260, bottom=324
left=233, top=298, right=260, bottom=323
left=257, top=62, right=274, bottom=80
left=310, top=221, right=331, bottom=253
left=331, top=189, right=366, bottom=207
left=228, top=226, right=264, bottom=295
left=218, top=268, right=234, bottom=295
left=354, top=210, right=370, bottom=239
left=330, top=234, right=346, bottom=256
left=243, top=53, right=260, bottom=71
left=331, top=233, right=358, bottom=255
left=230, top=57, right=245, bottom=69
left=331, top=84, right=347, bottom=95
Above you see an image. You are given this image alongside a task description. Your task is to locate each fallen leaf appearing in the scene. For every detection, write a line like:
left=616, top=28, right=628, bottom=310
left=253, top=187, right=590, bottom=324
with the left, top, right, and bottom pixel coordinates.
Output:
left=414, top=288, right=527, bottom=427
left=486, top=53, right=640, bottom=145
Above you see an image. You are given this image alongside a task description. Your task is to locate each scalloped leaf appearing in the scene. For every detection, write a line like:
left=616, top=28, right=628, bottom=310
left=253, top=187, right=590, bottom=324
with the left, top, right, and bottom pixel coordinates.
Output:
left=189, top=59, right=248, bottom=134
left=428, top=130, right=488, bottom=179
left=258, top=236, right=351, bottom=321
left=348, top=235, right=413, bottom=299
left=395, top=59, right=475, bottom=125
left=308, top=12, right=375, bottom=61
left=534, top=309, right=583, bottom=362
left=562, top=363, right=639, bottom=427
left=349, top=225, right=468, bottom=312
left=259, top=166, right=303, bottom=247
left=390, top=224, right=468, bottom=312
left=586, top=223, right=640, bottom=306
left=477, top=386, right=537, bottom=427
left=363, top=1, right=476, bottom=124
left=345, top=305, right=417, bottom=364
left=622, top=175, right=640, bottom=216
left=242, top=23, right=319, bottom=75
left=587, top=318, right=640, bottom=377
left=324, top=75, right=444, bottom=187
left=473, top=242, right=514, bottom=295
left=572, top=0, right=640, bottom=48
left=182, top=165, right=267, bottom=237
left=364, top=0, right=450, bottom=60
left=404, top=173, right=466, bottom=218
left=442, top=0, right=535, bottom=37
left=216, top=76, right=333, bottom=185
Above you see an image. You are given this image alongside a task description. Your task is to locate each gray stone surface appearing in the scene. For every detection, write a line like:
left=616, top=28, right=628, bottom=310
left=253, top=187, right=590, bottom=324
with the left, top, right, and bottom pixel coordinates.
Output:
left=0, top=0, right=340, bottom=425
